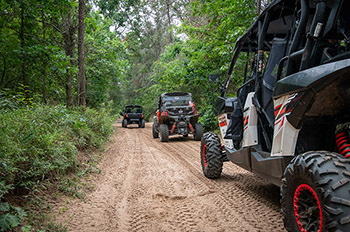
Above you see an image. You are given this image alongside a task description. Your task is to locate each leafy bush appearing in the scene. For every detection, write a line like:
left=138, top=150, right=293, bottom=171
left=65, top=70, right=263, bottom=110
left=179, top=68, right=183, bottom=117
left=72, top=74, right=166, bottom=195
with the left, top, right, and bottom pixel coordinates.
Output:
left=0, top=104, right=114, bottom=200
left=0, top=202, right=27, bottom=231
left=198, top=104, right=218, bottom=132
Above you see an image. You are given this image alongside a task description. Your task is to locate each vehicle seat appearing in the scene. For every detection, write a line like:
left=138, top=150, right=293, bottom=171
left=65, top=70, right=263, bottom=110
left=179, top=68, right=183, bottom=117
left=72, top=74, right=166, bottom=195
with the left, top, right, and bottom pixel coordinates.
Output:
left=261, top=38, right=287, bottom=121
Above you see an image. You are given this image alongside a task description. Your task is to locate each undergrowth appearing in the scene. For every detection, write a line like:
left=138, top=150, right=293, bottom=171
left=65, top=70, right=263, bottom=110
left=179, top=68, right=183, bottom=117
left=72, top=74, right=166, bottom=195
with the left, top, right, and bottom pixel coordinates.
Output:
left=0, top=104, right=114, bottom=231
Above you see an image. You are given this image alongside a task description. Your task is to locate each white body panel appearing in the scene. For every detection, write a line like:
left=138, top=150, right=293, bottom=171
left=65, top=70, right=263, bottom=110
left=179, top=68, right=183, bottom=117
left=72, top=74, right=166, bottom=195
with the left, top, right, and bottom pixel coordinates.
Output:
left=218, top=113, right=234, bottom=149
left=242, top=92, right=258, bottom=147
left=271, top=94, right=300, bottom=157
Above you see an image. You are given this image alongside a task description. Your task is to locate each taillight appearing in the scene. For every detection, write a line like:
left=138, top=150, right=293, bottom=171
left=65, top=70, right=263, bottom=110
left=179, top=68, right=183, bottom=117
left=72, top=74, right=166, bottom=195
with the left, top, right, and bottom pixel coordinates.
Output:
left=126, top=114, right=128, bottom=118
left=195, top=110, right=197, bottom=115
left=161, top=111, right=168, bottom=116
left=142, top=114, right=144, bottom=118
left=190, top=102, right=195, bottom=111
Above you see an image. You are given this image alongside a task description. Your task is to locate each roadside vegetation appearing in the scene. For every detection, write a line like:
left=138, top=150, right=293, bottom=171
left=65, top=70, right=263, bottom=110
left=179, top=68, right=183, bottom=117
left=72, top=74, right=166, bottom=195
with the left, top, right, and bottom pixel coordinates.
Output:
left=0, top=100, right=113, bottom=231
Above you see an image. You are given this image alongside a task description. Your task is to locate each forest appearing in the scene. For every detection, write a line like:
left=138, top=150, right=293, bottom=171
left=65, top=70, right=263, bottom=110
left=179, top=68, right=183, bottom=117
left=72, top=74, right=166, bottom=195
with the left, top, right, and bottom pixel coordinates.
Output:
left=0, top=0, right=271, bottom=230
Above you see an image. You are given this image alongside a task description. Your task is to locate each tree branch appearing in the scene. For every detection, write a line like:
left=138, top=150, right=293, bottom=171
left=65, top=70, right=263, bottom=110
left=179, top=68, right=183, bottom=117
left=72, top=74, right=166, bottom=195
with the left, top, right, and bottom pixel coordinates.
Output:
left=33, top=19, right=62, bottom=34
left=0, top=12, right=18, bottom=17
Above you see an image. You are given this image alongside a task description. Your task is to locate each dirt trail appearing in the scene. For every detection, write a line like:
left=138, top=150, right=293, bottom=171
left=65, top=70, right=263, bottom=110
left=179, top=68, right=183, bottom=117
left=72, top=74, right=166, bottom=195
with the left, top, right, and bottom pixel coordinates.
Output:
left=55, top=123, right=285, bottom=231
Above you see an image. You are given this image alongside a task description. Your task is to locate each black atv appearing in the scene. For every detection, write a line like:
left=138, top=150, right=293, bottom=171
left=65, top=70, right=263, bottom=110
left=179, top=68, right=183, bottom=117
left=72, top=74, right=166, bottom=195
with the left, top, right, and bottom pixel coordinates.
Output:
left=120, top=105, right=145, bottom=128
left=152, top=92, right=203, bottom=142
left=201, top=0, right=350, bottom=231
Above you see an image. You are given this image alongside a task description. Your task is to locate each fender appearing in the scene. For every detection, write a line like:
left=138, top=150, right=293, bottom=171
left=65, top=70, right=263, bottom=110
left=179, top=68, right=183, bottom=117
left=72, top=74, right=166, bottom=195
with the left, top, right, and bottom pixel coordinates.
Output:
left=274, top=58, right=350, bottom=129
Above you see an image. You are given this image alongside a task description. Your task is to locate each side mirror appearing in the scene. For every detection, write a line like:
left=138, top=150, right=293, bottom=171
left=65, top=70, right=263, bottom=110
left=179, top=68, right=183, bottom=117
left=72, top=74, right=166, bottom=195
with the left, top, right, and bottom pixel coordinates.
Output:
left=209, top=74, right=220, bottom=82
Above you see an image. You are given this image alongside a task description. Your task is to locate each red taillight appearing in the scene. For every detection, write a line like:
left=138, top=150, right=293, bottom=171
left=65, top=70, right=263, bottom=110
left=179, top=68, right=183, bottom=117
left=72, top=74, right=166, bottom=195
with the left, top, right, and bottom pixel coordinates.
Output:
left=190, top=102, right=195, bottom=111
left=126, top=114, right=128, bottom=118
left=161, top=111, right=168, bottom=116
left=195, top=110, right=197, bottom=115
left=142, top=114, right=144, bottom=118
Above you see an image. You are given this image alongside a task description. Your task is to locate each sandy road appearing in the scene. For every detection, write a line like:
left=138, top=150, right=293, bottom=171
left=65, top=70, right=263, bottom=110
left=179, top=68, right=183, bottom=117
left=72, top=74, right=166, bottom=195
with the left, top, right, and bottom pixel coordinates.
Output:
left=56, top=123, right=285, bottom=231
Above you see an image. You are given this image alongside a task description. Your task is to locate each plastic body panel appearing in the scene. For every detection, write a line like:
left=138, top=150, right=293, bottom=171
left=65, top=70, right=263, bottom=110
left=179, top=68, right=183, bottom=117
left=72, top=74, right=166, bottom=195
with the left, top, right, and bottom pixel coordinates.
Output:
left=218, top=113, right=234, bottom=149
left=242, top=93, right=258, bottom=147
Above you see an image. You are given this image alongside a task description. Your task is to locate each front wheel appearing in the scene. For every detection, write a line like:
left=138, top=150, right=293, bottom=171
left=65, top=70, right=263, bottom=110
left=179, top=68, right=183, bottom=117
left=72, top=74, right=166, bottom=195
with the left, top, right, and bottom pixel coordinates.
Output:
left=159, top=124, right=169, bottom=142
left=200, top=132, right=223, bottom=179
left=152, top=123, right=159, bottom=138
left=281, top=151, right=350, bottom=232
left=193, top=123, right=203, bottom=141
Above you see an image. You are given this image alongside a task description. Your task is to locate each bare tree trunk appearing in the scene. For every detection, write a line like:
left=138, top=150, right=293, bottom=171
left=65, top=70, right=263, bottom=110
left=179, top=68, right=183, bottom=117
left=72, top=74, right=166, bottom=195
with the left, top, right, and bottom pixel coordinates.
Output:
left=20, top=5, right=29, bottom=105
left=166, top=0, right=173, bottom=43
left=42, top=13, right=47, bottom=104
left=0, top=53, right=6, bottom=87
left=62, top=11, right=75, bottom=107
left=78, top=0, right=86, bottom=109
left=257, top=0, right=261, bottom=14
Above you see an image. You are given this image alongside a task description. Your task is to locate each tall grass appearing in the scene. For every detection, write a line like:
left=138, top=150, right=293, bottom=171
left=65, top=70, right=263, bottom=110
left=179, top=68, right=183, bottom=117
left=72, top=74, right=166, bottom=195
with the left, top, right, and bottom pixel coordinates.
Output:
left=0, top=104, right=114, bottom=200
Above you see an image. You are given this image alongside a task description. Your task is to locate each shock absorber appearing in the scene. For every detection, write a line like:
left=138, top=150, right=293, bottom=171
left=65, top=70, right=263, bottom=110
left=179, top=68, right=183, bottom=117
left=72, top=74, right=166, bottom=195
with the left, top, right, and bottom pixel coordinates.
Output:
left=336, top=124, right=350, bottom=158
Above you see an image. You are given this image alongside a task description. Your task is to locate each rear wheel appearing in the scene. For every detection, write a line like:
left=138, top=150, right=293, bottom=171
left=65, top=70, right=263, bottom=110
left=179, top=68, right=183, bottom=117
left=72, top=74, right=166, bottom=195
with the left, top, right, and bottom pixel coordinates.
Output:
left=122, top=119, right=128, bottom=128
left=193, top=123, right=203, bottom=141
left=159, top=124, right=169, bottom=142
left=152, top=123, right=159, bottom=138
left=138, top=119, right=145, bottom=128
left=200, top=132, right=223, bottom=179
left=281, top=151, right=350, bottom=232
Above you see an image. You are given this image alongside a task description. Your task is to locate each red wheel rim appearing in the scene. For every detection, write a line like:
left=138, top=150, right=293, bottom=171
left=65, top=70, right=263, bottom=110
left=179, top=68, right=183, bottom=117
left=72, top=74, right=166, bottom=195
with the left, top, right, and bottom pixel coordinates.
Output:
left=202, top=144, right=208, bottom=167
left=293, top=184, right=323, bottom=232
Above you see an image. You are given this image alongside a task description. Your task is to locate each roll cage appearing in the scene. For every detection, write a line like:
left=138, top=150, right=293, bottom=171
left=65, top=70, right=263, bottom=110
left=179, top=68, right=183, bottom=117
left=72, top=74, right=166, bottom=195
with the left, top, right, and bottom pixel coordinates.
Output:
left=222, top=0, right=350, bottom=152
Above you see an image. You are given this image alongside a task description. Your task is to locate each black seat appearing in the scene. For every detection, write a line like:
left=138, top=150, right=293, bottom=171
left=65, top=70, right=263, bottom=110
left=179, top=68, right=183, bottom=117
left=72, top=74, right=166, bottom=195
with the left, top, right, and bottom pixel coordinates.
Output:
left=261, top=38, right=287, bottom=122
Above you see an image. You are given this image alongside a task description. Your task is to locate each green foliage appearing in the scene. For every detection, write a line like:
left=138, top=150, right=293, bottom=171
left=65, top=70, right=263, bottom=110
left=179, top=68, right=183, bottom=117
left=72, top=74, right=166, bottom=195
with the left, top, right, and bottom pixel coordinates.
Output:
left=85, top=11, right=128, bottom=109
left=0, top=202, right=27, bottom=232
left=132, top=0, right=257, bottom=129
left=0, top=105, right=113, bottom=200
left=198, top=104, right=217, bottom=132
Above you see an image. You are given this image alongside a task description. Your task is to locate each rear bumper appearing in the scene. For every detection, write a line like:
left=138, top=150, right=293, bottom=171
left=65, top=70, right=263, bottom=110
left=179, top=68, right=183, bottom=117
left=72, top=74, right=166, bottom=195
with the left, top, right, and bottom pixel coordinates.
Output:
left=126, top=118, right=142, bottom=124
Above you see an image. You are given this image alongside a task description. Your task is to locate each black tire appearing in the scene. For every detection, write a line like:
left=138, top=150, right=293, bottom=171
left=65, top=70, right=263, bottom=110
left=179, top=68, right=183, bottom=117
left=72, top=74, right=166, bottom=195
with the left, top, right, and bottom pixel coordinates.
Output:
left=200, top=132, right=223, bottom=179
left=138, top=119, right=145, bottom=128
left=152, top=123, right=159, bottom=138
left=122, top=119, right=128, bottom=128
left=159, top=124, right=169, bottom=142
left=281, top=151, right=350, bottom=232
left=193, top=123, right=203, bottom=141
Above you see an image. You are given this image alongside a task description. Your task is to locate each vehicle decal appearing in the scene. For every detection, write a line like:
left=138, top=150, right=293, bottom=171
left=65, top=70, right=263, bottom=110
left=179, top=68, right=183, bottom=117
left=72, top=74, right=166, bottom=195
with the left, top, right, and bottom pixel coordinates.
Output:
left=219, top=116, right=227, bottom=127
left=275, top=93, right=304, bottom=121
left=243, top=115, right=249, bottom=131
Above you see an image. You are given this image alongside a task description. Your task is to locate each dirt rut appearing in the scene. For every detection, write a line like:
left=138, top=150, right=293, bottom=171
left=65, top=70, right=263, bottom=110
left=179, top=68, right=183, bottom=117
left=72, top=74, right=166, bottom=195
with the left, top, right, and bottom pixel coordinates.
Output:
left=55, top=123, right=285, bottom=231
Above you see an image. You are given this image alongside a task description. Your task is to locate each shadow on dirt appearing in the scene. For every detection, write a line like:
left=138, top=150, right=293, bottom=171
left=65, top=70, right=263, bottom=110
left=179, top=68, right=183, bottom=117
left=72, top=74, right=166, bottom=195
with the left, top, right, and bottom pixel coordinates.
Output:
left=162, top=136, right=197, bottom=143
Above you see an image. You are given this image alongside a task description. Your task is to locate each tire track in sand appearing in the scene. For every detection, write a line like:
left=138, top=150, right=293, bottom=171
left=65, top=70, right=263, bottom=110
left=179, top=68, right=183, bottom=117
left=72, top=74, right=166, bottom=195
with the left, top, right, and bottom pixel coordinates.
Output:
left=55, top=123, right=285, bottom=231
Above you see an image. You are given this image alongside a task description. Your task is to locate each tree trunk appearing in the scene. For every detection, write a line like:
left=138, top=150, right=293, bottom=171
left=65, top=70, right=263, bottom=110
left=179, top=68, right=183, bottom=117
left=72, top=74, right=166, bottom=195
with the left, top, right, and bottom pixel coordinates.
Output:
left=42, top=13, right=47, bottom=104
left=0, top=53, right=6, bottom=87
left=166, top=0, right=173, bottom=43
left=78, top=0, right=86, bottom=108
left=20, top=5, right=29, bottom=105
left=62, top=11, right=75, bottom=107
